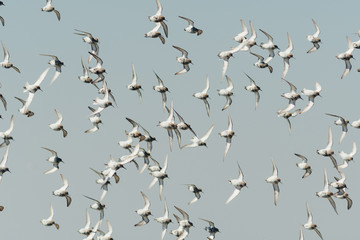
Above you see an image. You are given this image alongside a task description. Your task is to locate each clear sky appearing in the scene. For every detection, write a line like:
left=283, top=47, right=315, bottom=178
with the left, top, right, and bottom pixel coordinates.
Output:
left=0, top=0, right=359, bottom=239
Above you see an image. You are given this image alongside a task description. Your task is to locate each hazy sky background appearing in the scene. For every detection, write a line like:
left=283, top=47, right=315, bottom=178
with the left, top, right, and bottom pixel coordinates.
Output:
left=0, top=0, right=359, bottom=239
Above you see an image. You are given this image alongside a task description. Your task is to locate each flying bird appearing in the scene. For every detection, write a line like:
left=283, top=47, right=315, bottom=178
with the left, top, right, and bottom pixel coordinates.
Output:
left=217, top=75, right=234, bottom=111
left=148, top=0, right=168, bottom=38
left=181, top=125, right=214, bottom=149
left=185, top=184, right=203, bottom=205
left=0, top=115, right=14, bottom=148
left=153, top=71, right=169, bottom=111
left=155, top=200, right=172, bottom=240
left=193, top=75, right=210, bottom=117
left=326, top=113, right=349, bottom=144
left=49, top=109, right=67, bottom=137
left=52, top=174, right=72, bottom=207
left=316, top=127, right=338, bottom=169
left=278, top=33, right=294, bottom=80
left=294, top=153, right=312, bottom=178
left=315, top=169, right=338, bottom=214
left=259, top=29, right=279, bottom=62
left=265, top=158, right=281, bottom=206
left=0, top=146, right=10, bottom=184
left=145, top=22, right=166, bottom=44
left=14, top=93, right=35, bottom=117
left=300, top=82, right=322, bottom=114
left=219, top=114, right=235, bottom=161
left=41, top=0, right=61, bottom=21
left=23, top=67, right=50, bottom=93
left=128, top=64, right=143, bottom=101
left=336, top=36, right=354, bottom=79
left=42, top=147, right=63, bottom=175
left=0, top=41, right=20, bottom=73
left=40, top=203, right=59, bottom=229
left=74, top=29, right=99, bottom=63
left=226, top=162, right=247, bottom=204
left=338, top=141, right=356, bottom=169
left=40, top=54, right=64, bottom=84
left=303, top=202, right=323, bottom=240
left=306, top=19, right=321, bottom=53
left=250, top=51, right=273, bottom=73
left=244, top=73, right=261, bottom=110
left=179, top=16, right=203, bottom=35
left=173, top=45, right=192, bottom=75
left=233, top=19, right=248, bottom=43
left=135, top=191, right=152, bottom=227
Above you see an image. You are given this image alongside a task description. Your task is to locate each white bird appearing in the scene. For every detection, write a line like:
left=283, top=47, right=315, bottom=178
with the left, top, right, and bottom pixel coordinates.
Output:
left=126, top=117, right=143, bottom=139
left=294, top=153, right=312, bottom=178
left=0, top=115, right=14, bottom=148
left=338, top=142, right=356, bottom=169
left=40, top=203, right=59, bottom=229
left=217, top=43, right=243, bottom=80
left=301, top=82, right=322, bottom=114
left=233, top=19, right=248, bottom=43
left=181, top=125, right=214, bottom=149
left=278, top=33, right=294, bottom=80
left=52, top=174, right=72, bottom=207
left=277, top=109, right=301, bottom=135
left=128, top=64, right=143, bottom=101
left=279, top=80, right=302, bottom=113
left=200, top=218, right=220, bottom=240
left=174, top=206, right=193, bottom=229
left=140, top=125, right=157, bottom=152
left=179, top=16, right=203, bottom=35
left=40, top=54, right=64, bottom=85
left=145, top=22, right=165, bottom=44
left=23, top=67, right=49, bottom=93
left=14, top=93, right=35, bottom=117
left=148, top=154, right=169, bottom=200
left=84, top=194, right=106, bottom=220
left=42, top=147, right=63, bottom=175
left=148, top=0, right=168, bottom=38
left=0, top=146, right=10, bottom=184
left=316, top=127, right=338, bottom=169
left=336, top=36, right=354, bottom=79
left=333, top=188, right=353, bottom=210
left=172, top=108, right=197, bottom=148
left=155, top=200, right=172, bottom=240
left=219, top=114, right=235, bottom=161
left=92, top=80, right=113, bottom=116
left=173, top=45, right=192, bottom=75
left=326, top=113, right=349, bottom=144
left=306, top=19, right=321, bottom=53
left=239, top=21, right=257, bottom=51
left=259, top=29, right=279, bottom=62
left=185, top=184, right=203, bottom=205
left=244, top=73, right=261, bottom=110
left=78, top=209, right=92, bottom=236
left=315, top=169, right=338, bottom=214
left=226, top=162, right=247, bottom=204
left=330, top=168, right=347, bottom=190
left=351, top=118, right=360, bottom=129
left=153, top=71, right=170, bottom=111
left=74, top=29, right=99, bottom=63
left=265, top=158, right=281, bottom=206
left=78, top=57, right=93, bottom=83
left=0, top=41, right=20, bottom=73
left=250, top=51, right=273, bottom=73
left=193, top=75, right=210, bottom=117
left=49, top=109, right=67, bottom=137
left=217, top=75, right=234, bottom=111
left=303, top=202, right=323, bottom=240
left=97, top=220, right=113, bottom=240
left=83, top=220, right=102, bottom=240
left=135, top=191, right=152, bottom=227
left=41, top=0, right=61, bottom=21
left=158, top=101, right=177, bottom=151
left=89, top=52, right=106, bottom=75
left=85, top=106, right=102, bottom=133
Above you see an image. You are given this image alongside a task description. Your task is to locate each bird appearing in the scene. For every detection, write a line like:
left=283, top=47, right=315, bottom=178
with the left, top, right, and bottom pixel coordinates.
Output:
left=0, top=115, right=14, bottom=148
left=265, top=158, right=281, bottom=206
left=88, top=52, right=106, bottom=75
left=226, top=162, right=247, bottom=204
left=0, top=41, right=20, bottom=73
left=23, top=67, right=50, bottom=93
left=173, top=45, right=192, bottom=75
left=83, top=220, right=102, bottom=240
left=316, top=127, right=338, bottom=169
left=259, top=29, right=279, bottom=62
left=14, top=93, right=35, bottom=117
left=139, top=125, right=157, bottom=152
left=244, top=73, right=261, bottom=110
left=145, top=22, right=165, bottom=44
left=278, top=33, right=294, bottom=80
left=294, top=153, right=312, bottom=178
left=148, top=154, right=169, bottom=200
left=153, top=71, right=169, bottom=111
left=92, top=80, right=113, bottom=116
left=279, top=80, right=302, bottom=113
left=277, top=109, right=301, bottom=135
left=40, top=203, right=59, bottom=229
left=306, top=19, right=321, bottom=53
left=239, top=21, right=257, bottom=51
left=49, top=109, right=67, bottom=137
left=118, top=130, right=133, bottom=152
left=126, top=117, right=143, bottom=139
left=78, top=57, right=93, bottom=83
left=41, top=0, right=61, bottom=21
left=219, top=114, right=235, bottom=161
left=338, top=141, right=356, bottom=169
left=148, top=0, right=168, bottom=38
left=74, top=29, right=99, bottom=63
left=97, top=220, right=113, bottom=240
left=135, top=191, right=152, bottom=227
left=193, top=75, right=210, bottom=117
left=233, top=19, right=248, bottom=43
left=336, top=36, right=354, bottom=79
left=300, top=82, right=322, bottom=114
left=179, top=16, right=203, bottom=35
left=217, top=75, right=234, bottom=111
left=155, top=200, right=172, bottom=240
left=315, top=169, right=338, bottom=214
left=351, top=119, right=360, bottom=129
left=303, top=202, right=323, bottom=240
left=333, top=188, right=353, bottom=210
left=174, top=206, right=193, bottom=229
left=52, top=174, right=72, bottom=207
left=0, top=146, right=10, bottom=184
left=40, top=54, right=64, bottom=84
left=250, top=51, right=273, bottom=73
left=200, top=218, right=220, bottom=240
left=42, top=147, right=63, bottom=175
left=185, top=184, right=203, bottom=205
left=85, top=106, right=102, bottom=133
left=158, top=101, right=177, bottom=151
left=326, top=113, right=349, bottom=144
left=93, top=80, right=117, bottom=106
left=84, top=194, right=106, bottom=220
left=172, top=108, right=197, bottom=147
left=78, top=209, right=92, bottom=236
left=330, top=168, right=347, bottom=190
left=181, top=125, right=214, bottom=149
left=128, top=64, right=143, bottom=101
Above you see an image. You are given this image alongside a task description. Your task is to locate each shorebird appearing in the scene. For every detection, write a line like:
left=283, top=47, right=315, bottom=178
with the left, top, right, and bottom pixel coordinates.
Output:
left=174, top=206, right=193, bottom=229
left=294, top=153, right=312, bottom=178
left=326, top=113, right=349, bottom=144
left=78, top=57, right=92, bottom=83
left=49, top=109, right=67, bottom=137
left=193, top=75, right=210, bottom=117
left=148, top=154, right=169, bottom=200
left=316, top=169, right=337, bottom=214
left=85, top=106, right=102, bottom=133
left=78, top=209, right=92, bottom=236
left=126, top=117, right=143, bottom=139
left=233, top=19, right=248, bottom=43
left=200, top=218, right=220, bottom=240
left=128, top=64, right=143, bottom=101
left=334, top=188, right=353, bottom=210
left=279, top=80, right=302, bottom=113
left=23, top=67, right=50, bottom=93
left=226, top=162, right=247, bottom=204
left=158, top=102, right=177, bottom=151
left=181, top=125, right=214, bottom=149
left=83, top=220, right=102, bottom=240
left=173, top=45, right=192, bottom=75
left=338, top=142, right=356, bottom=169
left=218, top=75, right=234, bottom=111
left=303, top=202, right=323, bottom=240
left=0, top=41, right=20, bottom=73
left=40, top=54, right=64, bottom=84
left=239, top=21, right=257, bottom=51
left=97, top=220, right=113, bottom=240
left=52, top=174, right=72, bottom=207
left=84, top=194, right=106, bottom=220
left=250, top=51, right=273, bottom=73
left=185, top=184, right=203, bottom=205
left=330, top=168, right=347, bottom=190
left=93, top=80, right=117, bottom=106
left=135, top=191, right=152, bottom=227
left=265, top=158, right=281, bottom=206
left=179, top=16, right=203, bottom=35
left=277, top=109, right=301, bottom=135
left=14, top=93, right=35, bottom=117
left=140, top=125, right=157, bottom=152
left=41, top=0, right=61, bottom=21
left=145, top=22, right=165, bottom=44
left=92, top=80, right=113, bottom=116
left=219, top=114, right=235, bottom=161
left=0, top=115, right=14, bottom=148
left=0, top=146, right=10, bottom=183
left=88, top=52, right=106, bottom=75
left=278, top=33, right=294, bottom=80
left=74, top=29, right=99, bottom=63
left=316, top=127, right=338, bottom=169
left=306, top=19, right=321, bottom=53
left=155, top=200, right=172, bottom=240
left=259, top=29, right=279, bottom=62
left=42, top=147, right=63, bottom=175
left=336, top=36, right=354, bottom=79
left=301, top=82, right=322, bottom=114
left=148, top=0, right=168, bottom=38
left=172, top=108, right=196, bottom=147
left=244, top=73, right=261, bottom=110
left=40, top=203, right=59, bottom=229
left=153, top=71, right=169, bottom=111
